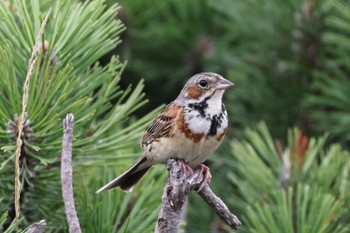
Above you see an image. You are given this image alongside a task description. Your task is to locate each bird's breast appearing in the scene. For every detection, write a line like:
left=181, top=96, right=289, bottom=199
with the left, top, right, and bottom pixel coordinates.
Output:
left=145, top=100, right=228, bottom=166
left=181, top=102, right=228, bottom=139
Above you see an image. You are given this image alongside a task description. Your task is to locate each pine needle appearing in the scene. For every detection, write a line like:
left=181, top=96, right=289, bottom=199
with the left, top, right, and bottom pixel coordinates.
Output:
left=14, top=7, right=52, bottom=229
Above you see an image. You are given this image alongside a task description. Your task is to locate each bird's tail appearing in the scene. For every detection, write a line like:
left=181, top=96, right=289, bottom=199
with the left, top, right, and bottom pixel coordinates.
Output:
left=96, top=156, right=152, bottom=193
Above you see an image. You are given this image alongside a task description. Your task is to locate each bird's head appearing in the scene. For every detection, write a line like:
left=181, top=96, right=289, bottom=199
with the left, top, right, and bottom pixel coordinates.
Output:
left=177, top=72, right=234, bottom=104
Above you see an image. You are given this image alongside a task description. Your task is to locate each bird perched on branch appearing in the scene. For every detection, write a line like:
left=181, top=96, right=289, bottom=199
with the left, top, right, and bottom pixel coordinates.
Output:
left=97, top=72, right=233, bottom=193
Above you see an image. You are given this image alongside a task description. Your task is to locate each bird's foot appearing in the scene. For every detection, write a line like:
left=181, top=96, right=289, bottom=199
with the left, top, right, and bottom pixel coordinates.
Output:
left=171, top=159, right=211, bottom=191
left=193, top=164, right=212, bottom=192
left=177, top=159, right=194, bottom=177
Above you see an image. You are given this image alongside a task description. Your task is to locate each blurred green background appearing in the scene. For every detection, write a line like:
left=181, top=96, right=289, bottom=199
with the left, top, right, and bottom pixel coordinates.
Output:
left=106, top=0, right=350, bottom=143
left=0, top=0, right=349, bottom=232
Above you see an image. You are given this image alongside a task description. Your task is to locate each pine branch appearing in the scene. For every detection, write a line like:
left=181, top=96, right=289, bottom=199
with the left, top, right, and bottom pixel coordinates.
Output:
left=1, top=1, right=157, bottom=231
left=61, top=114, right=81, bottom=233
left=155, top=159, right=241, bottom=232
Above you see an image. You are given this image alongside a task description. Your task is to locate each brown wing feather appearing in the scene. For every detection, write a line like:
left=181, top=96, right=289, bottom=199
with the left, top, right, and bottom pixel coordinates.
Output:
left=141, top=103, right=180, bottom=147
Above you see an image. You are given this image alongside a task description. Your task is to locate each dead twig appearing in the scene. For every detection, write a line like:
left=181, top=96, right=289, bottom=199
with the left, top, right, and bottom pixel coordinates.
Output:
left=61, top=114, right=81, bottom=233
left=198, top=186, right=241, bottom=229
left=27, top=220, right=46, bottom=233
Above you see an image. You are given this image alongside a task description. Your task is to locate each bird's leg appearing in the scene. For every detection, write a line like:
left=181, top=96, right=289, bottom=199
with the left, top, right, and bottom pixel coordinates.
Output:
left=184, top=162, right=194, bottom=176
left=177, top=159, right=194, bottom=177
left=194, top=164, right=212, bottom=192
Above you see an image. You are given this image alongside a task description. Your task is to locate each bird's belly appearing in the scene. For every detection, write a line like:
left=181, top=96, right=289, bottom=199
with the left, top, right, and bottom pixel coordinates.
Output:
left=146, top=133, right=221, bottom=167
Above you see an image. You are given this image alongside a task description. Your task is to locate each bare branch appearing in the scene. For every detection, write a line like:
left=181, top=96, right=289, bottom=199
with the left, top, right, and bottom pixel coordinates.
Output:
left=27, top=220, right=46, bottom=233
left=61, top=114, right=81, bottom=233
left=198, top=187, right=241, bottom=230
left=155, top=160, right=191, bottom=233
left=155, top=159, right=241, bottom=232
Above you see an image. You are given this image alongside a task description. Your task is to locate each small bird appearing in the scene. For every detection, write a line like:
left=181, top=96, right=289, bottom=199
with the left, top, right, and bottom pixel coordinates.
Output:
left=97, top=72, right=233, bottom=193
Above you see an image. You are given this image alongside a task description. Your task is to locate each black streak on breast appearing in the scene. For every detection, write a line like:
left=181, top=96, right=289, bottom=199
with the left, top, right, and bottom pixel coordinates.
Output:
left=188, top=99, right=209, bottom=117
left=208, top=113, right=223, bottom=136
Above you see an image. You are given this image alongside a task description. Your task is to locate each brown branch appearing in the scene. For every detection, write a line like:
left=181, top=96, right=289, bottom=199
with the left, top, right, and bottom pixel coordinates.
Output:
left=61, top=114, right=82, bottom=233
left=155, top=159, right=241, bottom=232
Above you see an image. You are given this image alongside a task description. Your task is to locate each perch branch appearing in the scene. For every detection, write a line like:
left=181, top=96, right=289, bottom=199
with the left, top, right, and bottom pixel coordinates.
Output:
left=155, top=160, right=191, bottom=233
left=61, top=114, right=81, bottom=233
left=155, top=159, right=241, bottom=232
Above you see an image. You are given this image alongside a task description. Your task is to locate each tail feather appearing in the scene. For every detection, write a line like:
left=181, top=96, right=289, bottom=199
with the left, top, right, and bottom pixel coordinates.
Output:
left=96, top=156, right=151, bottom=193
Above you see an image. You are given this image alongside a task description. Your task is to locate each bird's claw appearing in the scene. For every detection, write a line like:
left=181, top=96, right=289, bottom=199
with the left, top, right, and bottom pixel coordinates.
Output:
left=193, top=164, right=212, bottom=192
left=176, top=159, right=194, bottom=178
left=173, top=160, right=212, bottom=192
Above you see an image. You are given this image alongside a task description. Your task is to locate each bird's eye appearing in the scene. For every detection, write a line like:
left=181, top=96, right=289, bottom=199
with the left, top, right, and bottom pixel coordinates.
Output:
left=198, top=79, right=208, bottom=88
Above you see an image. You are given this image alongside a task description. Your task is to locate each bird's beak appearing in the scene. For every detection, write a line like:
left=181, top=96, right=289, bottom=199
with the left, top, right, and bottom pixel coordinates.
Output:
left=216, top=78, right=234, bottom=90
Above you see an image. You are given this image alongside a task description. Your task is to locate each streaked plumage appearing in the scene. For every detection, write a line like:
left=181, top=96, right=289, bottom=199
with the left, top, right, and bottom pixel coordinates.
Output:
left=97, top=72, right=233, bottom=193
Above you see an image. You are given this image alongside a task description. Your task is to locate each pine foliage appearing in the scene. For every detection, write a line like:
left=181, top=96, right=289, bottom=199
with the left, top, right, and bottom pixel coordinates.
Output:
left=306, top=0, right=350, bottom=143
left=0, top=0, right=163, bottom=231
left=1, top=0, right=350, bottom=232
left=228, top=122, right=350, bottom=232
left=77, top=167, right=165, bottom=233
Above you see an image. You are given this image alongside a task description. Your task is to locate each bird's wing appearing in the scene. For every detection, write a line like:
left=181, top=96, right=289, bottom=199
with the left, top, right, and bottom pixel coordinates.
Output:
left=141, top=103, right=181, bottom=146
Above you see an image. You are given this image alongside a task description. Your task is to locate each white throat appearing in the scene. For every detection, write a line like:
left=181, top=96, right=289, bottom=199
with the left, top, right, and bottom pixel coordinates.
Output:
left=205, top=90, right=224, bottom=115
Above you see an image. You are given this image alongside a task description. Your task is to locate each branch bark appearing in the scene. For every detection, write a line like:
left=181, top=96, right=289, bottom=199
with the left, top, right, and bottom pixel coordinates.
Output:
left=155, top=159, right=241, bottom=233
left=198, top=186, right=241, bottom=229
left=27, top=220, right=46, bottom=233
left=155, top=160, right=190, bottom=233
left=61, top=114, right=81, bottom=233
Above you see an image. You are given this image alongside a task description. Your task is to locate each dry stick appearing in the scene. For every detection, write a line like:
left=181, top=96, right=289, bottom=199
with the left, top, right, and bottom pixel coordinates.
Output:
left=14, top=7, right=52, bottom=226
left=155, top=159, right=241, bottom=233
left=61, top=114, right=82, bottom=233
left=26, top=220, right=46, bottom=233
left=198, top=187, right=241, bottom=229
